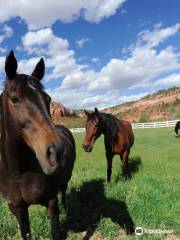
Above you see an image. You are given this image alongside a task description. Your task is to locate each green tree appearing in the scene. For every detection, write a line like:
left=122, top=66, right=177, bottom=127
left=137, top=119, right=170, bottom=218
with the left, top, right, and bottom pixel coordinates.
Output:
left=139, top=112, right=150, bottom=122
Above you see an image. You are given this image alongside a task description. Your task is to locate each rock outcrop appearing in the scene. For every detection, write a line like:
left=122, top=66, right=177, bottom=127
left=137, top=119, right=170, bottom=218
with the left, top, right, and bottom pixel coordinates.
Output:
left=50, top=102, right=77, bottom=123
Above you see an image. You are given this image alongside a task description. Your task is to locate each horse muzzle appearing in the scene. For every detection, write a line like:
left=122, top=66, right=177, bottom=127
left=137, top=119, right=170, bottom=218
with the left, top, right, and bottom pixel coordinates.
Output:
left=43, top=164, right=59, bottom=175
left=37, top=142, right=62, bottom=175
left=82, top=144, right=93, bottom=152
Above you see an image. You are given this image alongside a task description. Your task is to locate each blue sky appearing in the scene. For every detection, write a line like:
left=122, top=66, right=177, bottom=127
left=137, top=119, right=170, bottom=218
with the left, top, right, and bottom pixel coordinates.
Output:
left=0, top=0, right=180, bottom=109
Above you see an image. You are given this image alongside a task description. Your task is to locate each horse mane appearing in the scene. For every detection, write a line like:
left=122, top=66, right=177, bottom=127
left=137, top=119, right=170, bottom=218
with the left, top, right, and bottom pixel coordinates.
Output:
left=4, top=74, right=44, bottom=93
left=100, top=112, right=122, bottom=146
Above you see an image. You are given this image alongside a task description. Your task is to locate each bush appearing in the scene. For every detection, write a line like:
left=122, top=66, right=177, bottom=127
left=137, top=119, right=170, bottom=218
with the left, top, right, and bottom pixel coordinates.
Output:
left=139, top=112, right=150, bottom=123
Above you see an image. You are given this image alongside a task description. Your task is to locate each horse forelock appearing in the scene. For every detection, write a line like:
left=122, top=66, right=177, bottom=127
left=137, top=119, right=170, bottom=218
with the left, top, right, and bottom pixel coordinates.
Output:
left=4, top=74, right=44, bottom=94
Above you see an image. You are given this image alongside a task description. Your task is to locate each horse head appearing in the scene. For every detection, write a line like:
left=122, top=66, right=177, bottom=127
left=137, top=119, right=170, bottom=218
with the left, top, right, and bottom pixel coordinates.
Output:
left=82, top=107, right=102, bottom=152
left=2, top=51, right=63, bottom=175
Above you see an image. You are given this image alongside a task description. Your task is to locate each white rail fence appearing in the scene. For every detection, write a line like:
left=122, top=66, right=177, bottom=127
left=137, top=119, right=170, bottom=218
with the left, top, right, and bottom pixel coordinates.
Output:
left=70, top=128, right=85, bottom=133
left=70, top=119, right=180, bottom=132
left=132, top=119, right=180, bottom=129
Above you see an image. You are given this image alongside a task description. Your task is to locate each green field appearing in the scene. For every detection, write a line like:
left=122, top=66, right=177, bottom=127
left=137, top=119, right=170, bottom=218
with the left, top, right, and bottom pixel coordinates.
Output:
left=0, top=128, right=180, bottom=239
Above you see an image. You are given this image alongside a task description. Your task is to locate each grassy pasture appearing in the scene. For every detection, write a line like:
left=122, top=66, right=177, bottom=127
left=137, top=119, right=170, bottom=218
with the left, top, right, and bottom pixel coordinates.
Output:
left=0, top=127, right=179, bottom=239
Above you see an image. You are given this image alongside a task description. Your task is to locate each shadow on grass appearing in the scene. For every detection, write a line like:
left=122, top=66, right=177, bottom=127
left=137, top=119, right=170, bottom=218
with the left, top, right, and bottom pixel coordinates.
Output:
left=60, top=179, right=135, bottom=239
left=174, top=134, right=180, bottom=138
left=116, top=156, right=142, bottom=182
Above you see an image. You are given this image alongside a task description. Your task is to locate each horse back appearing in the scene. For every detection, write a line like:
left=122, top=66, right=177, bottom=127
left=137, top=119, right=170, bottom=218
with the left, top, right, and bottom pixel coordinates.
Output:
left=55, top=125, right=75, bottom=150
left=120, top=120, right=134, bottom=148
left=54, top=125, right=76, bottom=182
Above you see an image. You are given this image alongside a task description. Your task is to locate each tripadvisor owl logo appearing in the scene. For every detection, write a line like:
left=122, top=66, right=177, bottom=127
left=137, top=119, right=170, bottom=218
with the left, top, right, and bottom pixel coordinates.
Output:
left=135, top=227, right=144, bottom=235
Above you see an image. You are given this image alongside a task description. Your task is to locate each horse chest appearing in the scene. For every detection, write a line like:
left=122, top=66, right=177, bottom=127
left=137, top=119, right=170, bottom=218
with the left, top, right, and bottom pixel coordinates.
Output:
left=105, top=135, right=126, bottom=154
left=6, top=173, right=57, bottom=206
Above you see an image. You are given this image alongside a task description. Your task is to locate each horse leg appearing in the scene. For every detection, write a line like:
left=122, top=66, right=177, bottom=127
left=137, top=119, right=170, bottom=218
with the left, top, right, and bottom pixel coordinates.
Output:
left=47, top=196, right=60, bottom=240
left=122, top=150, right=129, bottom=176
left=8, top=204, right=31, bottom=240
left=106, top=152, right=113, bottom=182
left=123, top=150, right=130, bottom=166
left=61, top=182, right=67, bottom=209
left=120, top=153, right=123, bottom=162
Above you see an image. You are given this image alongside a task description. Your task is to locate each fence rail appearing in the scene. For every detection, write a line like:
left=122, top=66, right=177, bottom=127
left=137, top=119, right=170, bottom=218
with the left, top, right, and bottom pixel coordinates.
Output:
left=70, top=119, right=180, bottom=132
left=132, top=119, right=180, bottom=129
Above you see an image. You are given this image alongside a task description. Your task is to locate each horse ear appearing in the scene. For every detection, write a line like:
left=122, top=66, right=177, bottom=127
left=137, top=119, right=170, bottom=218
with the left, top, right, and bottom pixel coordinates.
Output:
left=84, top=109, right=90, bottom=117
left=94, top=107, right=99, bottom=114
left=31, top=58, right=45, bottom=81
left=95, top=107, right=102, bottom=120
left=5, top=50, right=17, bottom=80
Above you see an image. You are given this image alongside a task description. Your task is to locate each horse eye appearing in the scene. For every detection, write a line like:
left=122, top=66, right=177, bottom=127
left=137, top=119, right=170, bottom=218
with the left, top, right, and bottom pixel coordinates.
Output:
left=11, top=96, right=21, bottom=104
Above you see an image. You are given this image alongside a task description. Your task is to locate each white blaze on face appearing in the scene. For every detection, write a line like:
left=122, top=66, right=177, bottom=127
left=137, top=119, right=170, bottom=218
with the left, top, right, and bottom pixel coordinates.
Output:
left=27, top=81, right=37, bottom=90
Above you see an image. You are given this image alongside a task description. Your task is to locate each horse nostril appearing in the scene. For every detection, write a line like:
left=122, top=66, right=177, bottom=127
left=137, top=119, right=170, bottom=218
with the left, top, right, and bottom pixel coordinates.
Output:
left=82, top=144, right=87, bottom=149
left=82, top=144, right=91, bottom=151
left=47, top=144, right=57, bottom=166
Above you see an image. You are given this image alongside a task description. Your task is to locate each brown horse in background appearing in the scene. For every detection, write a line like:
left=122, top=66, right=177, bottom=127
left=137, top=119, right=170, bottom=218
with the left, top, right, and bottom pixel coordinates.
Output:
left=175, top=121, right=180, bottom=137
left=0, top=51, right=76, bottom=240
left=83, top=108, right=134, bottom=182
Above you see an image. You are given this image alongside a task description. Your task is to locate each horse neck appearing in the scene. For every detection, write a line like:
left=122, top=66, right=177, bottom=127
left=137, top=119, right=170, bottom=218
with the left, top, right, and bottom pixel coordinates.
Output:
left=100, top=113, right=120, bottom=139
left=0, top=99, right=23, bottom=174
left=100, top=113, right=110, bottom=135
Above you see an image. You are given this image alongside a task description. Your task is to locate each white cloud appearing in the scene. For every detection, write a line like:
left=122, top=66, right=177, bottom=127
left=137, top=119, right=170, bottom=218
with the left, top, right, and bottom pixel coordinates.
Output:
left=0, top=0, right=127, bottom=29
left=82, top=91, right=147, bottom=109
left=0, top=56, right=5, bottom=83
left=0, top=47, right=7, bottom=54
left=21, top=28, right=85, bottom=81
left=92, top=57, right=100, bottom=63
left=4, top=23, right=180, bottom=109
left=0, top=56, right=5, bottom=70
left=1, top=3, right=179, bottom=110
left=153, top=73, right=180, bottom=88
left=62, top=23, right=180, bottom=108
left=88, top=24, right=180, bottom=92
left=122, top=23, right=180, bottom=53
left=76, top=37, right=90, bottom=48
left=47, top=85, right=148, bottom=109
left=22, top=28, right=70, bottom=56
left=61, top=70, right=95, bottom=89
left=136, top=23, right=180, bottom=49
left=0, top=24, right=13, bottom=44
left=84, top=0, right=126, bottom=23
left=46, top=87, right=90, bottom=109
left=18, top=57, right=42, bottom=75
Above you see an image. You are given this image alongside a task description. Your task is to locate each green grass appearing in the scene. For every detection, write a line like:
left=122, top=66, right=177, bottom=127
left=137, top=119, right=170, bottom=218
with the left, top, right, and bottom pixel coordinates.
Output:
left=0, top=128, right=180, bottom=239
left=63, top=117, right=86, bottom=128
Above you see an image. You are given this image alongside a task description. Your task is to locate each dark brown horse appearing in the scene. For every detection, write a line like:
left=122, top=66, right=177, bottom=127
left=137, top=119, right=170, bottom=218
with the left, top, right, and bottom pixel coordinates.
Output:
left=175, top=121, right=180, bottom=137
left=83, top=108, right=134, bottom=182
left=0, top=51, right=76, bottom=240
